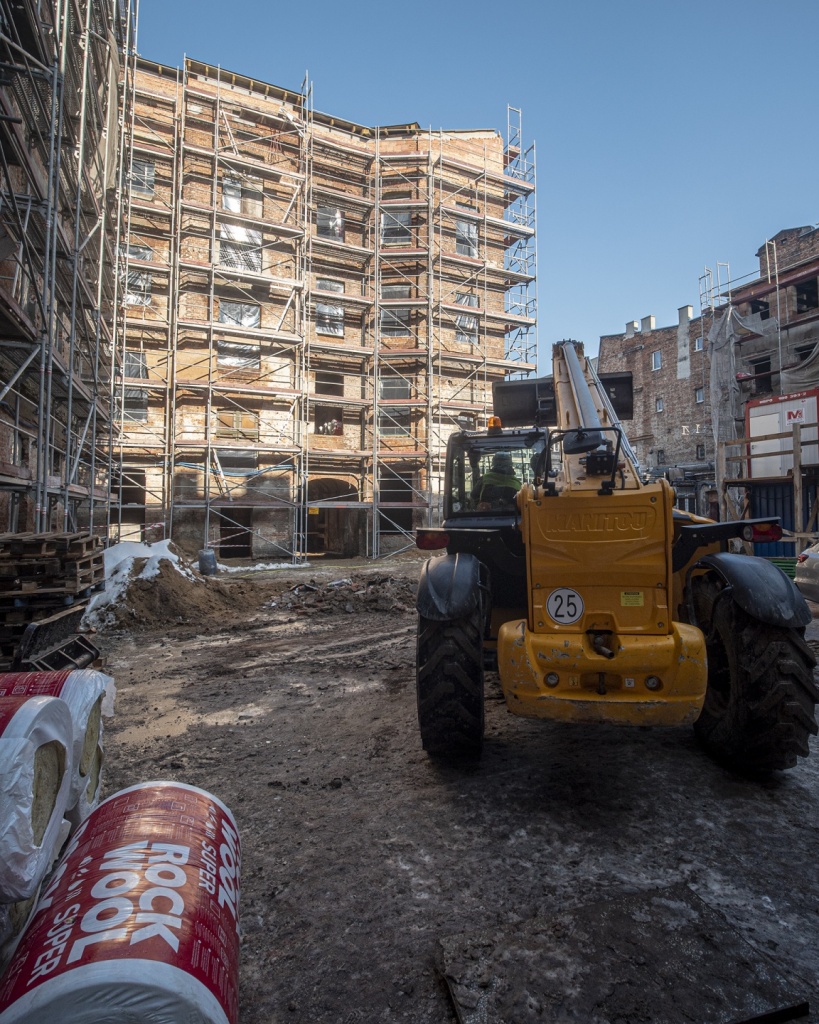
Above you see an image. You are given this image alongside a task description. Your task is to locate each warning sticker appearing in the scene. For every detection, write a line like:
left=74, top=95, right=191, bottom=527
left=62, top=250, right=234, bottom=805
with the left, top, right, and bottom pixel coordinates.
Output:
left=621, top=591, right=644, bottom=607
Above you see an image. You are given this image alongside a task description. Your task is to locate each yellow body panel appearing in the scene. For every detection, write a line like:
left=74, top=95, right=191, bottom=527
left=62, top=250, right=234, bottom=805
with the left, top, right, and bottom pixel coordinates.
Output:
left=497, top=618, right=707, bottom=726
left=498, top=478, right=708, bottom=726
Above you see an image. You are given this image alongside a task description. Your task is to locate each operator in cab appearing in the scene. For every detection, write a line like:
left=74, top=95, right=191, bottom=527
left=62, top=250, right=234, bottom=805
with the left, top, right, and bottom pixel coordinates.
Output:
left=473, top=451, right=521, bottom=509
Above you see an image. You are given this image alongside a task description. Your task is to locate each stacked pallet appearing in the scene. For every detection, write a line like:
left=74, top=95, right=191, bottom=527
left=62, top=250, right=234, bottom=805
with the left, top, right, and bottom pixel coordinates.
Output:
left=0, top=533, right=105, bottom=669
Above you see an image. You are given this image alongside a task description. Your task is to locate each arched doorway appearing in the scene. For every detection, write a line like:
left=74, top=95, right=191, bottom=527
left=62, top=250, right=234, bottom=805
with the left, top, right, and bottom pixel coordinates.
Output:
left=305, top=477, right=361, bottom=556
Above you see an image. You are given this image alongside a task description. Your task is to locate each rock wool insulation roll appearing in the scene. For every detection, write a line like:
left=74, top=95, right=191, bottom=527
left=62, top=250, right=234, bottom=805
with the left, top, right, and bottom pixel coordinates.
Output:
left=0, top=781, right=242, bottom=1024
left=0, top=671, right=115, bottom=827
left=0, top=695, right=73, bottom=904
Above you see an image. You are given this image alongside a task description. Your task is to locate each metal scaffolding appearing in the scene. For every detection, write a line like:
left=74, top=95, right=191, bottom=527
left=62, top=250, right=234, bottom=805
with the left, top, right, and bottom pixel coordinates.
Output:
left=114, top=59, right=538, bottom=559
left=0, top=0, right=133, bottom=538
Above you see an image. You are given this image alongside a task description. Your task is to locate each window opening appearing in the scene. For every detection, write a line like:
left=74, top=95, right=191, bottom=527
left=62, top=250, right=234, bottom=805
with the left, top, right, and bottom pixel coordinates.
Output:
left=222, top=175, right=263, bottom=217
left=217, top=341, right=260, bottom=370
left=122, top=350, right=148, bottom=421
left=455, top=218, right=478, bottom=258
left=795, top=277, right=819, bottom=314
left=212, top=408, right=260, bottom=441
left=315, top=406, right=343, bottom=435
left=125, top=270, right=152, bottom=306
left=379, top=376, right=411, bottom=435
left=316, top=301, right=344, bottom=337
left=315, top=370, right=344, bottom=396
left=219, top=224, right=262, bottom=273
left=316, top=277, right=344, bottom=294
left=219, top=300, right=261, bottom=328
left=317, top=206, right=345, bottom=242
left=131, top=158, right=155, bottom=196
left=651, top=350, right=662, bottom=371
left=655, top=397, right=664, bottom=413
left=751, top=357, right=773, bottom=394
left=381, top=209, right=412, bottom=246
left=695, top=387, right=704, bottom=404
left=455, top=291, right=479, bottom=343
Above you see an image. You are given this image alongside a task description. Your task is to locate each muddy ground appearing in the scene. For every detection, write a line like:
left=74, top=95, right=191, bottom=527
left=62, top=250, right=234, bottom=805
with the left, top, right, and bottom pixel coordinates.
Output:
left=97, top=554, right=819, bottom=1023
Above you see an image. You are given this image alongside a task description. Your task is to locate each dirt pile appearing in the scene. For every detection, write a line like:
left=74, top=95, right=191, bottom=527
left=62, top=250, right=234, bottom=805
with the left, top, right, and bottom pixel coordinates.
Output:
left=105, top=559, right=238, bottom=630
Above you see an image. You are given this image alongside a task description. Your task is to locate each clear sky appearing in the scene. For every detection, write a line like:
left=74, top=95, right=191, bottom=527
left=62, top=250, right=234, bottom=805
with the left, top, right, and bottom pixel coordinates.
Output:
left=137, top=0, right=819, bottom=368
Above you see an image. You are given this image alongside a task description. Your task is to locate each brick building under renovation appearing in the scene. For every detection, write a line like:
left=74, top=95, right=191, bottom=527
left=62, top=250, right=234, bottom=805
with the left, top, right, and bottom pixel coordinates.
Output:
left=0, top=0, right=133, bottom=539
left=115, top=59, right=537, bottom=559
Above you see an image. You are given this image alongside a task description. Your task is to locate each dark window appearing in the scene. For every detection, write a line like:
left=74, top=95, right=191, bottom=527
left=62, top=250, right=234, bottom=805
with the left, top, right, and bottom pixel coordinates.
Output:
left=317, top=206, right=344, bottom=242
left=378, top=471, right=413, bottom=533
left=315, top=371, right=344, bottom=396
left=315, top=406, right=343, bottom=435
left=751, top=357, right=773, bottom=394
left=456, top=413, right=476, bottom=430
left=795, top=277, right=819, bottom=314
left=379, top=376, right=411, bottom=436
left=750, top=298, right=770, bottom=320
left=797, top=344, right=816, bottom=363
left=696, top=444, right=705, bottom=460
left=656, top=449, right=665, bottom=464
left=217, top=449, right=258, bottom=471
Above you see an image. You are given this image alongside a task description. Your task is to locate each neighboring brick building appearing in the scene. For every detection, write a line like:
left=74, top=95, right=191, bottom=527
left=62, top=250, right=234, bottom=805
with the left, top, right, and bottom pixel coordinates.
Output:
left=598, top=307, right=714, bottom=515
left=115, top=59, right=537, bottom=558
left=728, top=226, right=819, bottom=399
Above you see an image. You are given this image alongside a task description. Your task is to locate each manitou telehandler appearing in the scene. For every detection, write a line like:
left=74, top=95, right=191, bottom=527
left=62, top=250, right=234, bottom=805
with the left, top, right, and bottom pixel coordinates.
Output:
left=415, top=341, right=818, bottom=773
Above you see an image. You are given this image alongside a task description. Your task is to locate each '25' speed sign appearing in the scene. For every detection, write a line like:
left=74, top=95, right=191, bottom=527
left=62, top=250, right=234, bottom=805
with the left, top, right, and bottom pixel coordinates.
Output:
left=546, top=588, right=584, bottom=624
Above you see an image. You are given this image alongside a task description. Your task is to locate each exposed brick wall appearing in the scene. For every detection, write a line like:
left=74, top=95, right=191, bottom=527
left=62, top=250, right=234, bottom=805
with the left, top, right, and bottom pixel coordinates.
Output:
left=598, top=309, right=712, bottom=476
left=758, top=226, right=819, bottom=277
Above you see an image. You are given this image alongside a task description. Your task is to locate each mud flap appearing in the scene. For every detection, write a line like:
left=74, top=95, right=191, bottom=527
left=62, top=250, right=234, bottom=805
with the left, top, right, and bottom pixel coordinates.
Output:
left=691, top=552, right=810, bottom=630
left=416, top=553, right=485, bottom=623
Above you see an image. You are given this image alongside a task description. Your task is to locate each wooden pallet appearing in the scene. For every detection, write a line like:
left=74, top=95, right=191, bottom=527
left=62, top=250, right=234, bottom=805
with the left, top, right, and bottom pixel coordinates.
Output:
left=0, top=532, right=59, bottom=558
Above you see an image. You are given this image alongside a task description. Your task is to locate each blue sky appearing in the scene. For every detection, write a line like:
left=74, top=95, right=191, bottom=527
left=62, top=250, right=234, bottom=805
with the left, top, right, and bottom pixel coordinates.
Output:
left=137, top=0, right=819, bottom=367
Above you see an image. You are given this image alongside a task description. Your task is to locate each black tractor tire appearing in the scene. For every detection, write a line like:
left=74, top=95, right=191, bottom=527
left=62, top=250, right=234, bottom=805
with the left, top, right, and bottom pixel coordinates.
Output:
left=416, top=606, right=485, bottom=758
left=693, top=577, right=819, bottom=773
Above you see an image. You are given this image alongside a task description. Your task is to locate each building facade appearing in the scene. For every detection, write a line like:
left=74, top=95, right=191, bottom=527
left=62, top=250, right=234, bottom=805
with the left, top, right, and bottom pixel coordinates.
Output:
left=597, top=307, right=714, bottom=515
left=0, top=0, right=133, bottom=536
left=115, top=59, right=537, bottom=559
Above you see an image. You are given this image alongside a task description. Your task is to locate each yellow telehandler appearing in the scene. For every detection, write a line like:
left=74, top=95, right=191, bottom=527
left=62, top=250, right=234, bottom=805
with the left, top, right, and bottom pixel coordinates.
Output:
left=415, top=341, right=818, bottom=773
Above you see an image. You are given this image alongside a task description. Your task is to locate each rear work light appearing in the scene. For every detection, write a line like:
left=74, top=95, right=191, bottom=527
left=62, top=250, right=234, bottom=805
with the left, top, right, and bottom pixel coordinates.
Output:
left=416, top=529, right=449, bottom=551
left=797, top=552, right=809, bottom=564
left=749, top=522, right=782, bottom=543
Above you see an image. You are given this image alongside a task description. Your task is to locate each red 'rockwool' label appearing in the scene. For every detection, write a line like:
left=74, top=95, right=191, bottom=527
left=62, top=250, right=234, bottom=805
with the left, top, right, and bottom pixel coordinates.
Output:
left=0, top=671, right=72, bottom=700
left=0, top=782, right=241, bottom=1023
